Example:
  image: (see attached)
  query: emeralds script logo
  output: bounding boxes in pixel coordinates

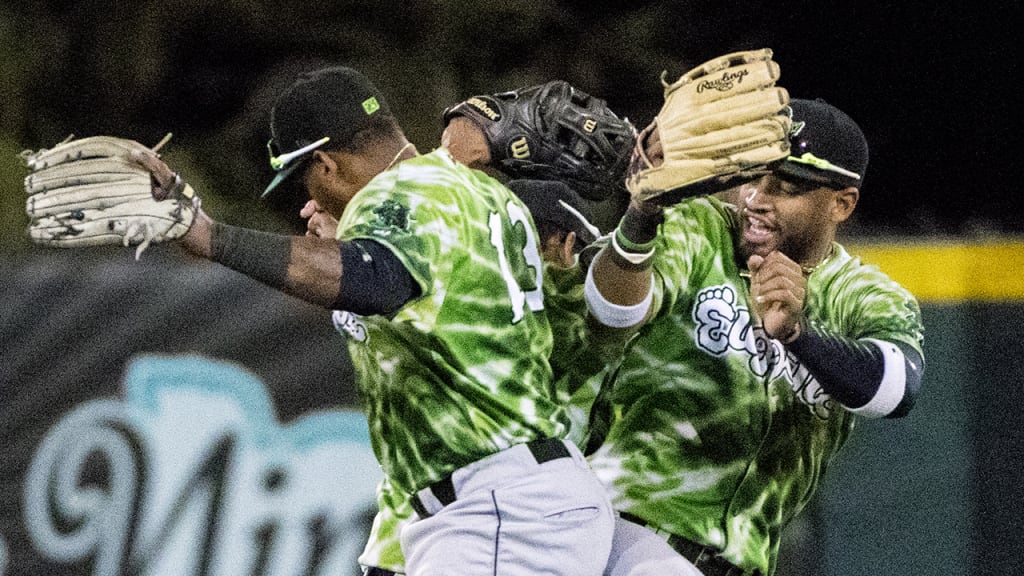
[696,68,749,93]
[692,285,835,418]
[373,199,411,230]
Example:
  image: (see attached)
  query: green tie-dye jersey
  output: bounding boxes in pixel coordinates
[544,260,624,449]
[356,242,617,574]
[357,475,412,572]
[586,196,924,576]
[333,149,566,496]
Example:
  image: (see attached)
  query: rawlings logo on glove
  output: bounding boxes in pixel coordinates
[22,135,199,259]
[628,48,792,205]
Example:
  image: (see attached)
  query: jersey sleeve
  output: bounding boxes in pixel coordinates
[336,168,446,300]
[810,249,925,359]
[650,198,739,319]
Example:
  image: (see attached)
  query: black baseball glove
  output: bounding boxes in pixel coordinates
[443,80,636,202]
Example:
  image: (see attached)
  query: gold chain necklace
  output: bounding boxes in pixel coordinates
[384,142,414,171]
[739,245,834,279]
[800,245,835,276]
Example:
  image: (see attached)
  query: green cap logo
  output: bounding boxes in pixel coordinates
[362,97,381,115]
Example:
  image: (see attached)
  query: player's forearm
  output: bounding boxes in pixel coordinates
[786,321,924,418]
[589,248,652,306]
[206,221,341,308]
[179,209,215,258]
[584,202,661,328]
[584,243,655,329]
[286,235,344,307]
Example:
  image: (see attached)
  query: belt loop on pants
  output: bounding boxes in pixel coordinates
[410,437,571,518]
[618,511,761,576]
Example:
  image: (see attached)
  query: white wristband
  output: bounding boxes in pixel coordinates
[584,264,653,328]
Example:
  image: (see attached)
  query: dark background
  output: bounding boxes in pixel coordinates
[1,1,1020,243]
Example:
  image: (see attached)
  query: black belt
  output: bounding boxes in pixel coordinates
[619,512,760,576]
[410,437,571,518]
[363,569,398,576]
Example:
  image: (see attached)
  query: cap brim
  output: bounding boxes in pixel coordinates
[776,160,857,190]
[261,162,302,199]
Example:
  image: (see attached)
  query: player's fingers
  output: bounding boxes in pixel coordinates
[754,255,804,287]
[129,149,177,187]
[755,266,805,294]
[306,218,322,238]
[746,254,765,274]
[308,211,339,239]
[759,250,800,272]
[754,284,803,307]
[645,124,664,164]
[300,199,320,219]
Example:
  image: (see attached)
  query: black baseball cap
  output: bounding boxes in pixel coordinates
[505,180,599,247]
[263,66,392,198]
[776,98,869,190]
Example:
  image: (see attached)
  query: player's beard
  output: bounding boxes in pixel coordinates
[737,210,820,266]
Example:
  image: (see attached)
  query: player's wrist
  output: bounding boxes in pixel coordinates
[610,228,656,268]
[181,212,214,258]
[773,317,805,345]
[611,202,663,267]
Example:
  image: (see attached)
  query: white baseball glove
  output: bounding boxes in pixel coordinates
[23,135,199,259]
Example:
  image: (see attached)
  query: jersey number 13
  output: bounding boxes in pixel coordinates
[488,202,544,323]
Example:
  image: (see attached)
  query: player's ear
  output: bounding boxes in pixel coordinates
[310,150,338,177]
[831,186,859,223]
[559,231,577,267]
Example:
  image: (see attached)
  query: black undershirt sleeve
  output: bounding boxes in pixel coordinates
[333,239,420,316]
[786,321,923,418]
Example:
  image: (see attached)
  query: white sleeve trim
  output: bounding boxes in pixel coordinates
[849,338,907,418]
[584,263,653,329]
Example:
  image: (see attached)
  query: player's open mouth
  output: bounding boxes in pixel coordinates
[743,213,775,244]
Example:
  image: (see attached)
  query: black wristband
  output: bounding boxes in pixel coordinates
[617,203,664,247]
[609,203,664,268]
[210,222,291,292]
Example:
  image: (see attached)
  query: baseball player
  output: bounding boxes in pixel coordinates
[356,179,614,576]
[25,66,627,576]
[584,86,926,576]
[344,83,637,576]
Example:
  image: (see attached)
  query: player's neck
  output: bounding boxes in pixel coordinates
[384,142,417,171]
[800,242,835,276]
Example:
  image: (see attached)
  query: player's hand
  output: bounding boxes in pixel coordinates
[747,251,805,342]
[300,200,339,238]
[128,147,187,200]
[442,116,491,170]
[625,120,663,208]
[633,120,664,170]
